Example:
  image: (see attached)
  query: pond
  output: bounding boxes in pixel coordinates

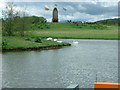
[2,39,118,88]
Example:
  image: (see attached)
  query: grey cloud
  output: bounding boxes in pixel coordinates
[14,2,118,22]
[78,2,118,15]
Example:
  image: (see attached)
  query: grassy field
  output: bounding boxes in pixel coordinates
[2,36,70,51]
[27,23,118,40]
[1,22,118,51]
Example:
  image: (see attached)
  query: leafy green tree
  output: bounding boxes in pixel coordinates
[18,7,27,36]
[2,2,18,36]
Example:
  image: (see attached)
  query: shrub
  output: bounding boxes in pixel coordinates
[34,37,42,43]
[25,37,32,41]
[2,39,7,49]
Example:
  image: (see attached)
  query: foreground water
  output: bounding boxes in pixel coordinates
[2,39,118,88]
[0,53,2,89]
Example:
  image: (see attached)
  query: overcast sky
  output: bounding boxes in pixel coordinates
[0,0,119,22]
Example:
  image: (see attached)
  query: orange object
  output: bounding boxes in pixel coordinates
[44,8,49,11]
[94,82,120,90]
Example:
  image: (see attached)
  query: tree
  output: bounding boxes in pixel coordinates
[2,2,18,36]
[18,7,27,36]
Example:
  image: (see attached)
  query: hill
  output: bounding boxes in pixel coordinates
[95,18,119,25]
[27,22,118,40]
[1,16,118,40]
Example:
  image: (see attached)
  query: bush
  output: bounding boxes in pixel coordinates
[2,39,7,49]
[30,22,50,30]
[34,37,42,43]
[25,37,32,41]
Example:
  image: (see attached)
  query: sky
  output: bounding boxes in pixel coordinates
[0,0,119,22]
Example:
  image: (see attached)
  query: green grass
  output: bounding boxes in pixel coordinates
[2,22,118,50]
[2,36,70,50]
[27,23,118,40]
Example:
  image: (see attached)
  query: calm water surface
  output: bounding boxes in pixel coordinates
[0,53,2,89]
[2,39,118,88]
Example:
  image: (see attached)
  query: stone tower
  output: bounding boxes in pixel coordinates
[52,8,58,22]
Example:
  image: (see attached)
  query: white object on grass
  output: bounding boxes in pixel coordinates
[53,39,57,41]
[46,37,53,41]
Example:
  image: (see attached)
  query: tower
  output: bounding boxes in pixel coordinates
[52,8,58,22]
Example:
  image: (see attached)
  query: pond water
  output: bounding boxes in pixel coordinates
[0,53,2,89]
[2,39,118,88]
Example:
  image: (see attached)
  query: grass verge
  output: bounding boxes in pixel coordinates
[2,36,71,52]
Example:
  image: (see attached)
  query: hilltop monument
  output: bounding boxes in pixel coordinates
[52,8,58,22]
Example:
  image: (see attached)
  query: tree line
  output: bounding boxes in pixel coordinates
[2,2,46,36]
[2,2,27,36]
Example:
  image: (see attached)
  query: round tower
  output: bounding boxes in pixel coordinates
[52,8,58,22]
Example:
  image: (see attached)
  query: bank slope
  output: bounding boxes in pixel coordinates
[2,36,71,52]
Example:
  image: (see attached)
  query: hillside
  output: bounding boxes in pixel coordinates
[27,22,118,40]
[2,16,118,40]
[95,18,119,25]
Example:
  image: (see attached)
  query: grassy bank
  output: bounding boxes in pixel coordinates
[2,36,71,51]
[1,22,118,51]
[27,23,118,40]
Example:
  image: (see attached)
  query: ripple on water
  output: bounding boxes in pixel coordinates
[2,39,118,88]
